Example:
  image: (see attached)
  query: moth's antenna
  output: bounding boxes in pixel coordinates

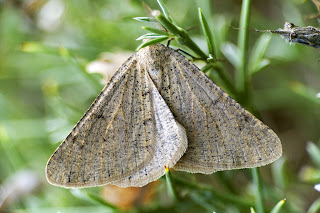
[231,25,292,35]
[231,25,268,33]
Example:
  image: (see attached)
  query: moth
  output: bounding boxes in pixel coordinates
[256,22,320,48]
[46,44,282,188]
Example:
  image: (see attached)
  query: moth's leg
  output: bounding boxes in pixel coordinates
[175,48,200,61]
[166,38,174,47]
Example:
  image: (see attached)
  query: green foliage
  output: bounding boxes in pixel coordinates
[270,199,286,213]
[198,8,215,57]
[1,0,320,213]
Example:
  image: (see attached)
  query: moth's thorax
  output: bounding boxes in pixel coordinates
[137,44,171,89]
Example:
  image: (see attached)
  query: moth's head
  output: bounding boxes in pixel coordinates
[136,43,172,90]
[283,22,298,31]
[137,43,168,63]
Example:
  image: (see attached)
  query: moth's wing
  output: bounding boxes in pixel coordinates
[46,54,159,188]
[146,45,282,173]
[111,74,187,187]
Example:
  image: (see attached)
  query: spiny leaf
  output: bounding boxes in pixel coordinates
[157,0,171,21]
[248,33,271,75]
[270,199,286,213]
[198,8,215,57]
[221,42,241,70]
[136,33,169,41]
[142,26,169,35]
[136,36,169,50]
[165,167,178,202]
[133,16,156,23]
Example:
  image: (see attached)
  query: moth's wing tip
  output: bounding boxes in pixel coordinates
[45,156,59,186]
[261,128,283,164]
[267,138,283,164]
[45,153,105,189]
[45,162,72,188]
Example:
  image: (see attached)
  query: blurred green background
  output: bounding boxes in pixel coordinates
[1,0,320,212]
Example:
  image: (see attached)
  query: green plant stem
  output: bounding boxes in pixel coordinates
[307,197,320,213]
[237,0,251,105]
[204,64,237,97]
[85,191,119,210]
[174,176,253,208]
[237,1,265,212]
[154,12,207,59]
[211,64,237,96]
[215,172,237,194]
[201,63,213,72]
[252,167,264,213]
[165,168,178,202]
[189,193,217,211]
[157,0,171,20]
